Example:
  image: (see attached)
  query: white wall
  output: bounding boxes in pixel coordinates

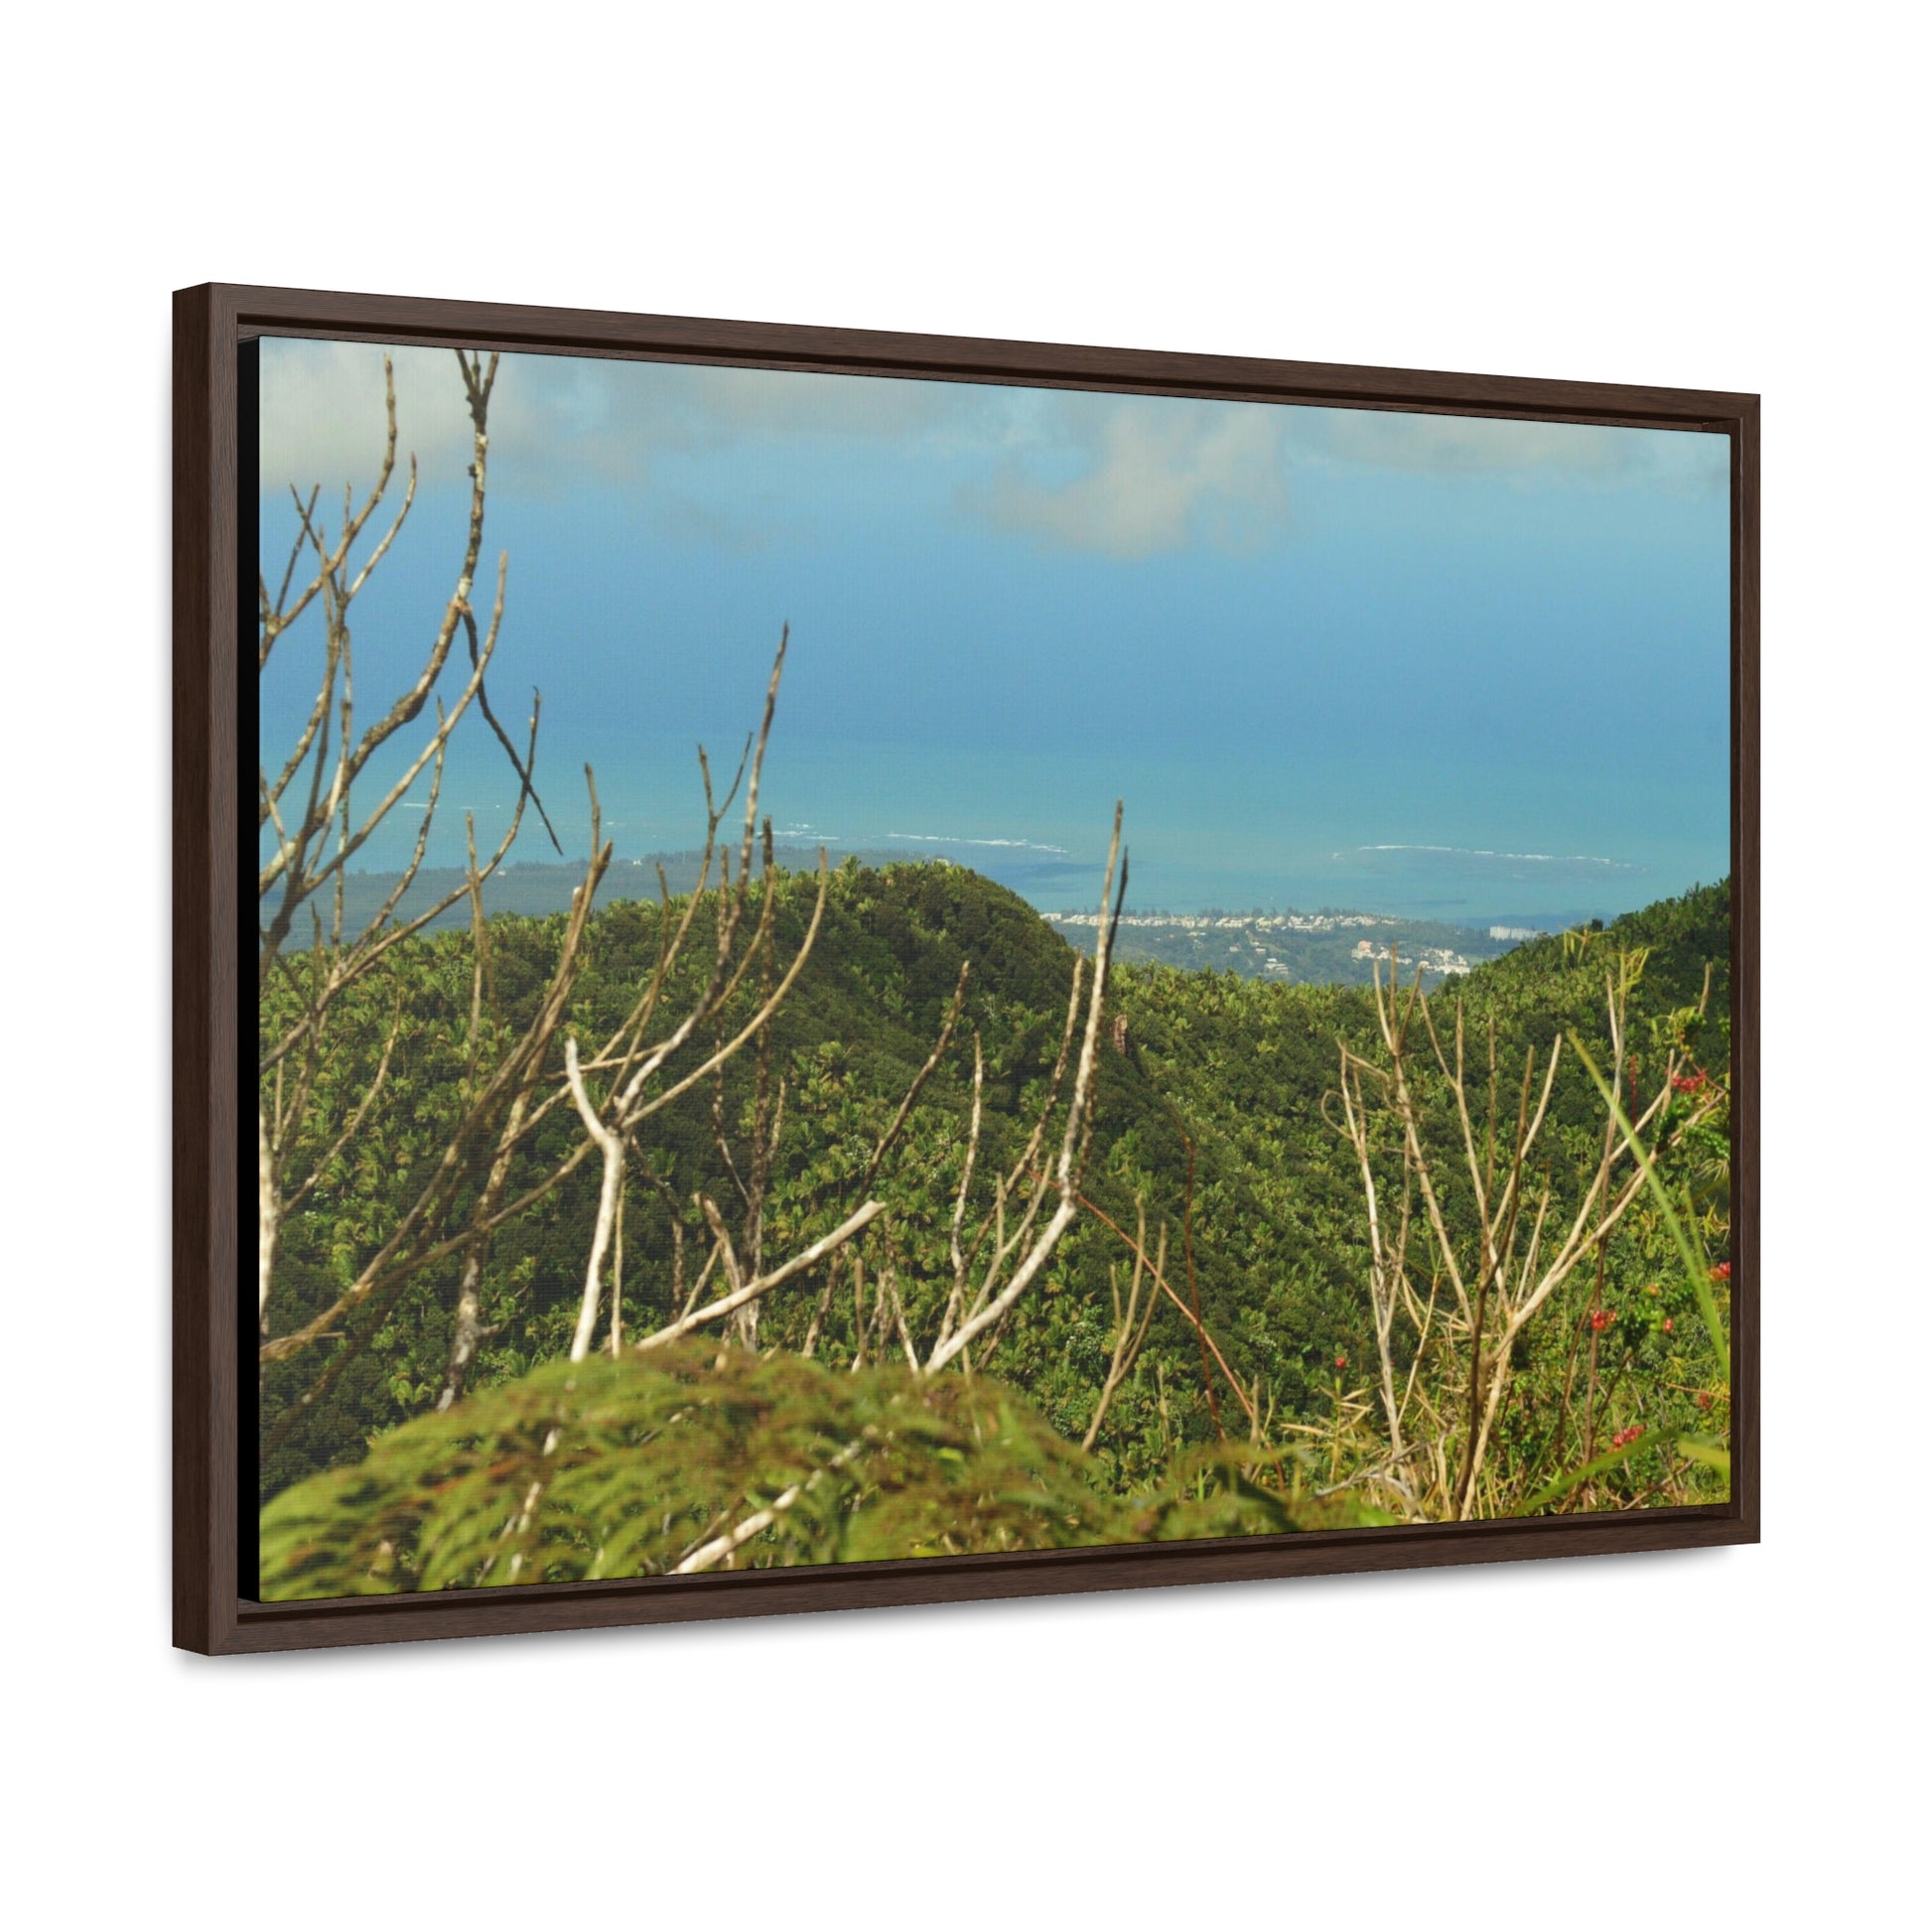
[6,5,1919,1923]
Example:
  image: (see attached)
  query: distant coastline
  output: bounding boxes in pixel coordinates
[317,847,1587,988]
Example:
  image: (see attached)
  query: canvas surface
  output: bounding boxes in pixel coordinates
[254,341,1732,1598]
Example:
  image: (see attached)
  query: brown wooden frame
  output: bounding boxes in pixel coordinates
[178,282,1759,1654]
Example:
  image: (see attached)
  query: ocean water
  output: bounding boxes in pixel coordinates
[272,669,1728,929]
[260,369,1732,932]
[536,736,1729,926]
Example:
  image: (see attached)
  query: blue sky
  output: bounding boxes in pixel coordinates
[258,340,1730,922]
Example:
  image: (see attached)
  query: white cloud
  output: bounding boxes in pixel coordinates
[951,385,1726,558]
[257,339,686,498]
[259,341,475,494]
[257,339,1728,542]
[684,362,972,440]
[1282,404,1729,494]
[965,394,1294,558]
[257,339,996,503]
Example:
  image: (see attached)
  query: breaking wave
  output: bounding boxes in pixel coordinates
[887,832,1071,857]
[1339,843,1637,872]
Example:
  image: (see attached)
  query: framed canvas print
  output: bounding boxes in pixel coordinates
[178,284,1757,1653]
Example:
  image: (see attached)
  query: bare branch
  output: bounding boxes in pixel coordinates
[564,1037,626,1362]
[925,805,1124,1375]
[635,1200,887,1353]
[861,959,969,1194]
[673,1436,871,1575]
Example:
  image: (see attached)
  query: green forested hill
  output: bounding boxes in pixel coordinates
[338,853,1539,986]
[1103,881,1729,1436]
[261,859,1730,1527]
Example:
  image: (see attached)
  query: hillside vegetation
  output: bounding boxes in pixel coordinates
[260,858,1729,1592]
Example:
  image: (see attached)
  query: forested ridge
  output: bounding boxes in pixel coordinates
[260,859,1730,1592]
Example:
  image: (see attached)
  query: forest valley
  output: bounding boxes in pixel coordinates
[255,352,1730,1599]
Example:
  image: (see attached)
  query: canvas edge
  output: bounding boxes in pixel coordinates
[177,282,1760,1656]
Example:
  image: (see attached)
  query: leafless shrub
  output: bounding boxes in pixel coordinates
[258,353,1141,1543]
[257,350,569,1380]
[1327,948,1717,1519]
[257,354,843,1448]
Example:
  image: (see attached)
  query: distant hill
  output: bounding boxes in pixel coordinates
[1047,906,1537,985]
[329,845,907,939]
[331,849,1551,988]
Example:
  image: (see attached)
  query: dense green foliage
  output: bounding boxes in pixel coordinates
[1106,882,1732,1494]
[261,859,1730,1581]
[260,1341,1380,1598]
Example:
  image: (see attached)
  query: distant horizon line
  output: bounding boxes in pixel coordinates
[323,846,1726,936]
